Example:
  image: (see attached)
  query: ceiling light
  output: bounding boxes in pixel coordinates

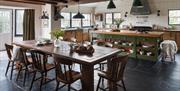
[54,13,64,20]
[107,0,116,9]
[41,11,49,19]
[133,0,143,7]
[73,0,85,19]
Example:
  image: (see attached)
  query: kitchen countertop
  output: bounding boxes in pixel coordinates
[92,30,164,38]
[153,30,180,32]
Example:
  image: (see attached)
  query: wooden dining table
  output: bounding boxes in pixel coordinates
[14,40,120,91]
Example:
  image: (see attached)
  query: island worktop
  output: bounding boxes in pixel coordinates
[92,30,164,38]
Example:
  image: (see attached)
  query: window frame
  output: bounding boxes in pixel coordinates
[105,12,121,24]
[61,12,92,28]
[168,9,180,25]
[15,9,24,36]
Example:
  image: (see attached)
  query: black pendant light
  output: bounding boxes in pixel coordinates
[133,0,143,7]
[54,12,64,20]
[54,6,64,20]
[73,0,85,19]
[41,11,49,19]
[107,0,116,9]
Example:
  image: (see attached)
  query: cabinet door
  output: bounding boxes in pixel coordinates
[176,32,180,49]
[163,32,176,40]
[64,31,73,41]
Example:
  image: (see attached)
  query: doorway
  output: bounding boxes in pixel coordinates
[0,9,13,51]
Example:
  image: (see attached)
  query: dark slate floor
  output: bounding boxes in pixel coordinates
[0,51,180,91]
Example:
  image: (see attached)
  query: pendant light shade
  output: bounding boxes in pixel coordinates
[107,0,116,9]
[73,0,85,19]
[41,11,49,19]
[73,12,85,18]
[54,13,64,19]
[133,0,143,7]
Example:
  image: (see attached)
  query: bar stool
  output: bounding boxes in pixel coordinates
[160,40,178,62]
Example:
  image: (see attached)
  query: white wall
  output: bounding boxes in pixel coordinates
[95,0,180,29]
[0,1,42,41]
[62,5,94,13]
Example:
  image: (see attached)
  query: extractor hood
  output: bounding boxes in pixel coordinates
[130,0,151,15]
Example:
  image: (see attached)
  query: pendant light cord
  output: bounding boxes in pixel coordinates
[78,0,80,12]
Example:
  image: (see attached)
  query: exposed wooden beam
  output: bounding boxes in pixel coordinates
[3,0,106,5]
[4,0,46,5]
[4,0,58,5]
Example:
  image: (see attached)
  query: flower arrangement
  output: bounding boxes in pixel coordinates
[50,29,64,39]
[114,18,125,28]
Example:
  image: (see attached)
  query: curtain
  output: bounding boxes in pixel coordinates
[23,9,35,40]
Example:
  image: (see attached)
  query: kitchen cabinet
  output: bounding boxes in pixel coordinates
[161,31,180,50]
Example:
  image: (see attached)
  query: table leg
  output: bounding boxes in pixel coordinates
[81,64,94,91]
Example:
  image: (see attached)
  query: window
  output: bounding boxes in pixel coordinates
[105,13,113,24]
[169,10,180,25]
[15,9,24,36]
[71,13,82,27]
[105,12,121,24]
[82,14,91,27]
[0,9,12,33]
[61,13,70,28]
[60,12,91,28]
[114,13,121,20]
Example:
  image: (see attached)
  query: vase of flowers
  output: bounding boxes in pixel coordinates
[50,28,64,47]
[114,18,125,29]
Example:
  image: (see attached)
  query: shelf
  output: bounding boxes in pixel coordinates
[137,55,157,61]
[136,47,156,51]
[114,44,134,48]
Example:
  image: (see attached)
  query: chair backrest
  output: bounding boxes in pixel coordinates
[30,50,48,71]
[19,48,31,68]
[108,54,128,81]
[53,54,73,82]
[5,43,13,60]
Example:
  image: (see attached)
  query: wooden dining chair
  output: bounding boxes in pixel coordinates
[96,54,129,91]
[5,43,18,80]
[16,48,34,86]
[53,54,82,91]
[96,42,114,71]
[29,50,55,91]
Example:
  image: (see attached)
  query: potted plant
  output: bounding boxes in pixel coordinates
[114,18,125,29]
[50,28,64,47]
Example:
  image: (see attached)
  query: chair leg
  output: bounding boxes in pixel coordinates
[68,84,71,91]
[96,77,102,91]
[10,62,15,80]
[44,72,47,83]
[16,65,22,81]
[55,81,60,91]
[23,69,27,86]
[40,73,44,91]
[30,72,36,90]
[121,80,126,91]
[5,61,11,76]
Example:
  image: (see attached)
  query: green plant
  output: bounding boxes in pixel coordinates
[114,18,125,28]
[50,29,64,39]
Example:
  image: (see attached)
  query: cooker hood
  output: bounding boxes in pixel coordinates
[130,0,151,15]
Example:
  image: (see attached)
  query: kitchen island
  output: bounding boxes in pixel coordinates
[92,30,164,61]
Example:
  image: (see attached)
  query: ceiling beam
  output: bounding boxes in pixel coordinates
[4,0,106,5]
[4,0,46,5]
